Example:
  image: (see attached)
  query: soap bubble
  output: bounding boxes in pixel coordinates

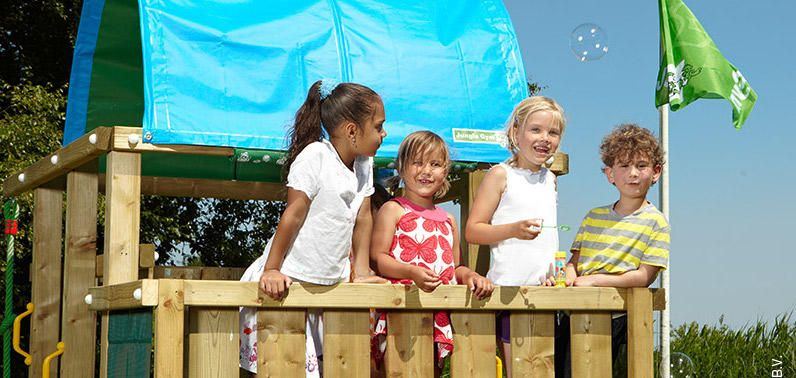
[667,352,695,378]
[570,23,608,62]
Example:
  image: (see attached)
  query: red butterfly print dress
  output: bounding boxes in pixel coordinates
[372,196,456,364]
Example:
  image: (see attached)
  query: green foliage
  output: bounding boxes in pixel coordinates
[659,313,796,377]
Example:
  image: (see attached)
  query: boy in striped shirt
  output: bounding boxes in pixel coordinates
[556,124,670,376]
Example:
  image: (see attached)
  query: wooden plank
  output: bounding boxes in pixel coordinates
[627,288,653,378]
[384,311,434,377]
[182,281,629,310]
[187,307,239,378]
[510,312,555,378]
[257,309,306,377]
[140,176,285,201]
[112,126,234,156]
[323,310,370,377]
[548,151,569,176]
[100,151,141,378]
[155,280,185,377]
[95,243,158,278]
[60,171,98,378]
[29,188,63,378]
[570,312,612,378]
[154,266,246,280]
[88,280,159,311]
[450,312,496,377]
[3,127,112,196]
[652,288,666,311]
[460,169,490,275]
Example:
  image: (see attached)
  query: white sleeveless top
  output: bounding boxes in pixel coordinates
[486,163,558,286]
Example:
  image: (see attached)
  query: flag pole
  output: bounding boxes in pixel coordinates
[658,103,671,378]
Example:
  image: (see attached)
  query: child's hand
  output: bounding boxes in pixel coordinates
[573,275,597,287]
[409,266,442,292]
[542,262,556,286]
[464,272,494,300]
[260,269,293,300]
[565,264,577,287]
[510,219,542,240]
[353,275,390,284]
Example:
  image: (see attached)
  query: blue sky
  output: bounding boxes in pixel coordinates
[496,0,795,328]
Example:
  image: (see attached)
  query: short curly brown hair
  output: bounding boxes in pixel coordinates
[600,124,665,168]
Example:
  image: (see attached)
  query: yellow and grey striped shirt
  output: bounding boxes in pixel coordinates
[571,203,670,275]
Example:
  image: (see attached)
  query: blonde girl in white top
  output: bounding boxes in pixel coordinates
[239,79,388,375]
[464,96,566,378]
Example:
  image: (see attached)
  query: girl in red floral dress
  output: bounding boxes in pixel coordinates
[370,131,494,371]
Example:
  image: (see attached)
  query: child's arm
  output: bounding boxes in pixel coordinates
[370,202,441,292]
[565,250,580,286]
[260,188,312,299]
[573,264,661,288]
[450,215,494,300]
[351,197,388,283]
[465,166,541,245]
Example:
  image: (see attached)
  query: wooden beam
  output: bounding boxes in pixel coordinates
[88,280,158,311]
[140,176,285,201]
[29,188,63,378]
[3,127,112,196]
[100,151,141,377]
[181,282,631,310]
[154,266,245,280]
[627,288,654,378]
[96,243,157,278]
[323,310,371,377]
[450,312,496,377]
[257,309,306,376]
[187,307,239,378]
[510,312,555,377]
[460,169,490,275]
[60,172,98,378]
[570,312,612,378]
[384,312,434,377]
[548,151,569,176]
[112,127,234,157]
[155,279,185,377]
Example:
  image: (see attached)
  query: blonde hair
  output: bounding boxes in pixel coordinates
[390,131,451,198]
[504,96,566,162]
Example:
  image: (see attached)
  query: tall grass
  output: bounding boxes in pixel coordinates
[657,313,796,377]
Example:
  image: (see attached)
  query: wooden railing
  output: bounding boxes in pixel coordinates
[87,280,664,377]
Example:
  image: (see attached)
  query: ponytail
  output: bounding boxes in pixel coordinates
[284,80,324,179]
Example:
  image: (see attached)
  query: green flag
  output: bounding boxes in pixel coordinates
[656,0,757,128]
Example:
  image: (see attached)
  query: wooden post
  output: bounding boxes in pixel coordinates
[258,309,306,377]
[450,312,496,377]
[29,188,63,378]
[187,307,238,378]
[100,151,141,377]
[384,312,434,377]
[627,288,653,378]
[155,279,185,377]
[570,312,612,378]
[460,170,489,275]
[60,172,98,377]
[510,312,555,377]
[323,310,371,377]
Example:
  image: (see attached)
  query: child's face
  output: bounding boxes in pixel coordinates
[354,101,387,157]
[514,110,562,170]
[401,150,448,200]
[604,154,662,200]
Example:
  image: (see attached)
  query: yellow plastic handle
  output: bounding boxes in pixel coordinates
[496,355,503,378]
[42,341,65,378]
[13,303,34,366]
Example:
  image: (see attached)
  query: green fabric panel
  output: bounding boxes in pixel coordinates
[98,153,235,181]
[107,310,152,377]
[85,0,144,134]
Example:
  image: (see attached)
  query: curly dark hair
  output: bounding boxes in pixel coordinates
[600,124,665,168]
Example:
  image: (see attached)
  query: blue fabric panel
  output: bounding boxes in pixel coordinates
[63,0,106,146]
[139,0,527,162]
